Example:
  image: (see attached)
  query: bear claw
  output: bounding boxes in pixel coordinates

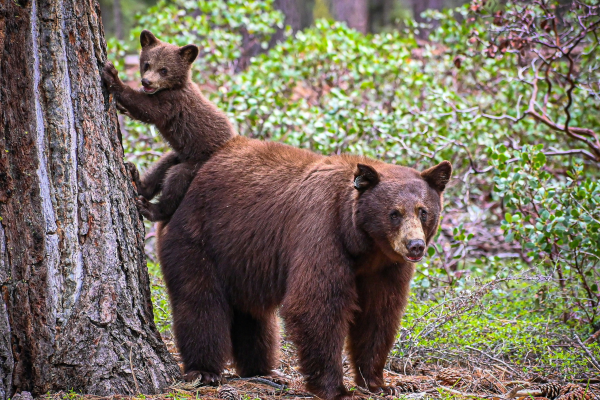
[265,370,289,386]
[102,62,120,88]
[183,370,221,385]
[135,196,153,219]
[125,162,140,182]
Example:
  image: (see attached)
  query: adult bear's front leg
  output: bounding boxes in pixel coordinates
[281,256,358,400]
[348,263,414,394]
[159,231,232,385]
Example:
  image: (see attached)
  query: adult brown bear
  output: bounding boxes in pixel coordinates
[158,136,451,400]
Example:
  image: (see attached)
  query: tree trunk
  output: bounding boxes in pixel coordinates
[367,0,395,32]
[330,0,368,33]
[113,0,123,40]
[269,0,315,44]
[0,1,180,398]
[237,0,315,72]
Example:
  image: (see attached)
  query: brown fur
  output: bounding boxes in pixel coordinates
[102,30,237,221]
[157,136,452,400]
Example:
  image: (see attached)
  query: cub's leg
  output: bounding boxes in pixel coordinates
[231,309,279,377]
[282,256,357,400]
[127,151,180,200]
[160,236,231,384]
[347,265,414,395]
[137,161,197,221]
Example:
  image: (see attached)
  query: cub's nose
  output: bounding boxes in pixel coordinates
[407,239,426,258]
[141,78,151,87]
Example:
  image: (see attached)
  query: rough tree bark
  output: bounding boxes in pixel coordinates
[0,1,180,398]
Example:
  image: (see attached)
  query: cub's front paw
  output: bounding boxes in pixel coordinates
[183,370,222,385]
[102,61,121,91]
[135,196,155,220]
[125,162,141,186]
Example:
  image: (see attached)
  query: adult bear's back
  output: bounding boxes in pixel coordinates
[162,136,358,313]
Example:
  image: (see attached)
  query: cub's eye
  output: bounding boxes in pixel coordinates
[159,68,168,76]
[419,208,428,222]
[390,210,401,222]
[143,62,150,72]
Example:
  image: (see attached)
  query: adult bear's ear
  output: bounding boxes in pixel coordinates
[179,44,199,64]
[140,30,159,48]
[421,161,452,192]
[354,164,380,191]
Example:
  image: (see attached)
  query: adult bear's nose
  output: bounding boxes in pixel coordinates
[406,239,425,260]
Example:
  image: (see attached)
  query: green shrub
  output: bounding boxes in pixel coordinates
[491,144,600,329]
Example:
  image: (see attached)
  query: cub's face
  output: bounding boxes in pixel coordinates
[354,161,452,263]
[137,30,199,94]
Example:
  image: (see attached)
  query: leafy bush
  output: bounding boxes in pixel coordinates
[492,144,600,328]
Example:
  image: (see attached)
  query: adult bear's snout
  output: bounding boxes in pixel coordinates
[406,239,426,261]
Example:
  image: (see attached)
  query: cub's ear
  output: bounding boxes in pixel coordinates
[421,161,452,192]
[140,30,159,48]
[354,163,380,191]
[179,44,199,64]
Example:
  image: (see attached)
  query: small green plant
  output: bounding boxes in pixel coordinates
[62,389,79,400]
[147,262,173,333]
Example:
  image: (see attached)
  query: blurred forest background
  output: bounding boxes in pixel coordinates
[99,0,472,40]
[100,0,599,392]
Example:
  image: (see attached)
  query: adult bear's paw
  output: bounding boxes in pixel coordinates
[311,386,353,400]
[183,370,222,385]
[265,370,290,386]
[333,390,354,400]
[376,385,418,397]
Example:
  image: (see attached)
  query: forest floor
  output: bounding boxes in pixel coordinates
[157,334,600,400]
[44,330,600,400]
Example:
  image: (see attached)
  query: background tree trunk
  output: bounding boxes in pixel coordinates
[413,0,444,37]
[368,0,395,32]
[268,0,315,45]
[330,0,368,33]
[113,0,123,40]
[0,1,180,398]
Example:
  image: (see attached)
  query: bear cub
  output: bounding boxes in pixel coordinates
[102,30,236,221]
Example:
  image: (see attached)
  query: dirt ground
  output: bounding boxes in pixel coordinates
[134,337,600,400]
[39,333,599,400]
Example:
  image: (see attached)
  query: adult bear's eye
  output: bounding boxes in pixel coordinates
[390,210,401,222]
[419,208,428,222]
